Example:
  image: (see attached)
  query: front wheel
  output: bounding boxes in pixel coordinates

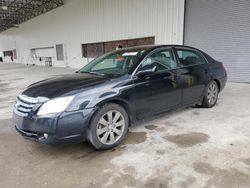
[87,103,129,150]
[201,80,219,108]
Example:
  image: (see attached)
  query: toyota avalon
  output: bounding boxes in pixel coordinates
[13,45,227,149]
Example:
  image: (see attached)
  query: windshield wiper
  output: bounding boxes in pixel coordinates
[89,71,105,75]
[78,71,106,76]
[79,71,105,75]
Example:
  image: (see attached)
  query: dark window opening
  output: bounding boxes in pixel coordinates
[3,50,14,61]
[82,36,155,58]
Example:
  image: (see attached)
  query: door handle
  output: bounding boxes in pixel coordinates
[204,69,209,74]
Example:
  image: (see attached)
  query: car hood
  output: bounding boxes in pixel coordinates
[21,73,117,99]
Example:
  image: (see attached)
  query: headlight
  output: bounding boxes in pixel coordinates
[37,96,74,116]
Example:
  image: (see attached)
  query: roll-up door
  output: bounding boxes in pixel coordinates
[184,0,250,82]
[34,47,55,58]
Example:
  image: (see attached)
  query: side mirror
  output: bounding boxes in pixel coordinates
[136,66,157,77]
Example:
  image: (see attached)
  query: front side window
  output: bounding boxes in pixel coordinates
[79,49,146,75]
[176,49,206,67]
[139,48,177,72]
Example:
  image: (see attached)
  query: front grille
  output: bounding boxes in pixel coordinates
[15,95,38,115]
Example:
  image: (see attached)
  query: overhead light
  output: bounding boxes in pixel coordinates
[1,6,8,10]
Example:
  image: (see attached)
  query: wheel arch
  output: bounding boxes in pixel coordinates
[213,79,221,92]
[95,98,134,126]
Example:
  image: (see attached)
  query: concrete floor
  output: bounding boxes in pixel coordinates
[1,63,250,188]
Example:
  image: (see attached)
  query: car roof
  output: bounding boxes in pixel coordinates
[118,44,203,53]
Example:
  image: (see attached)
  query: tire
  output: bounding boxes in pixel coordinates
[201,80,219,108]
[87,103,129,150]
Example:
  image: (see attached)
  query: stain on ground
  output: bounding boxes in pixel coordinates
[145,125,158,130]
[178,176,196,188]
[194,162,250,188]
[123,131,147,145]
[193,111,200,115]
[193,162,215,175]
[164,132,209,148]
[156,150,165,155]
[242,158,250,166]
[155,127,166,132]
[107,173,170,188]
[72,149,100,160]
[164,121,176,127]
[144,177,170,188]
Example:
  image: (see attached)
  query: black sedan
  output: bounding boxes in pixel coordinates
[13,45,227,149]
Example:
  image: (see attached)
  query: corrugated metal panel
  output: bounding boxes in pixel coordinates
[79,0,185,45]
[184,0,250,83]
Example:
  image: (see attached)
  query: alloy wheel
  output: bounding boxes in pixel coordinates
[96,110,125,145]
[207,82,218,105]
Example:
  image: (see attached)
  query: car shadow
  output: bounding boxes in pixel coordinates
[132,106,193,127]
[26,106,197,157]
[28,136,128,160]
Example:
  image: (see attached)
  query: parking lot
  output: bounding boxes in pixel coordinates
[1,63,250,188]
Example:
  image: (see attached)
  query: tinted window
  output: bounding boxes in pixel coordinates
[140,48,176,72]
[176,49,206,67]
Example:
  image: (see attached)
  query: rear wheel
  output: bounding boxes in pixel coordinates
[87,103,129,150]
[201,80,219,108]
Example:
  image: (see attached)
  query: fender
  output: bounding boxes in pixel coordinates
[66,79,137,122]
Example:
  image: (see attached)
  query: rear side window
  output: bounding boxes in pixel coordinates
[176,49,206,67]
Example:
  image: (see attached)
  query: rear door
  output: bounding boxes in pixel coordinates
[173,47,210,105]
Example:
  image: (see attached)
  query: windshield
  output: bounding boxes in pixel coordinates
[79,48,146,75]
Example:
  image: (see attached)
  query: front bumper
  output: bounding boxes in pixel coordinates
[13,108,96,144]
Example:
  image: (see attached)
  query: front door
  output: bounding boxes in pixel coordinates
[134,47,182,119]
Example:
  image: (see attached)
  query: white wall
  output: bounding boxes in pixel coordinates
[0,0,185,68]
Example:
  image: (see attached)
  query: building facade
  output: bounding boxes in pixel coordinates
[0,0,185,68]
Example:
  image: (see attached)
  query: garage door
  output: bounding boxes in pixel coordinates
[33,47,55,58]
[184,0,250,83]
